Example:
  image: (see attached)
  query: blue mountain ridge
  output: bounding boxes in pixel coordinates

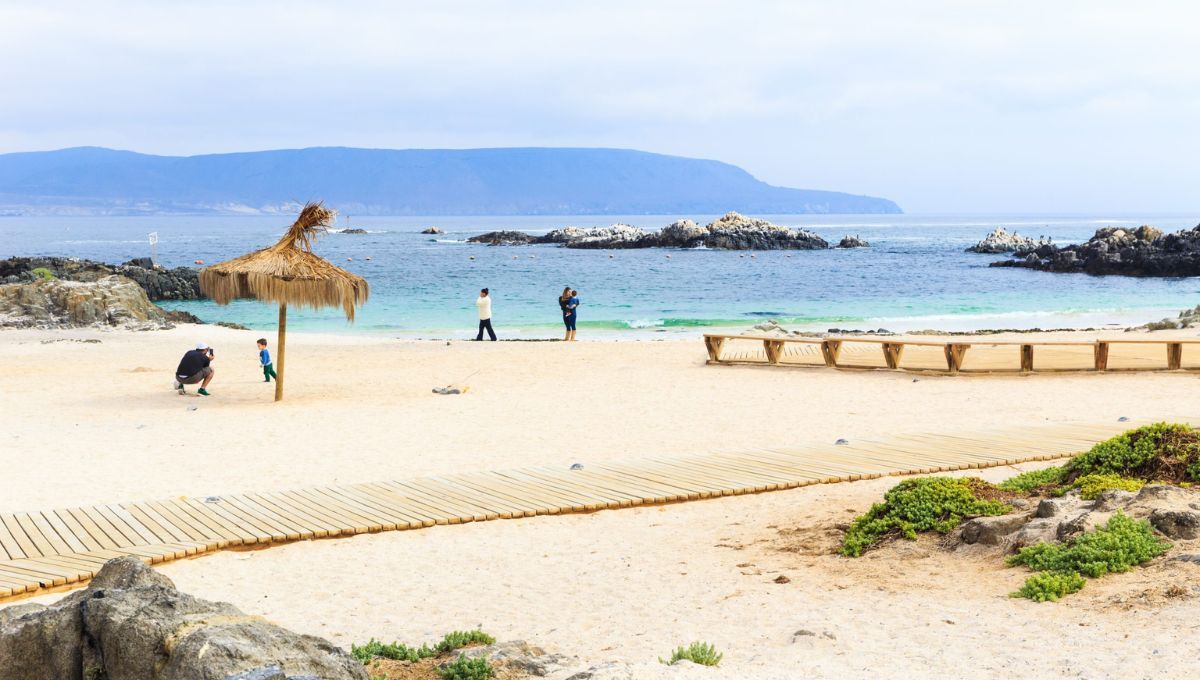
[0,146,901,215]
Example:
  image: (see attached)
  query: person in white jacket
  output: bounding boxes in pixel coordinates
[475,288,497,341]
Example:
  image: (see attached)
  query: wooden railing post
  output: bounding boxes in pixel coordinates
[945,343,969,373]
[763,339,783,364]
[1020,344,1034,372]
[1094,342,1109,371]
[882,342,904,369]
[821,340,843,367]
[1168,342,1183,370]
[704,336,726,363]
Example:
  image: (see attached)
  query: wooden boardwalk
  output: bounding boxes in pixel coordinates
[0,419,1176,601]
[705,333,1200,374]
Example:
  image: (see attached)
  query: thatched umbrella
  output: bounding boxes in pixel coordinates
[199,203,369,401]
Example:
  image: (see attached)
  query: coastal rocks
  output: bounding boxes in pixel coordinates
[421,227,444,234]
[340,228,368,234]
[966,227,1050,253]
[956,484,1200,551]
[0,256,202,301]
[467,230,537,245]
[836,235,869,248]
[0,557,368,680]
[991,224,1200,276]
[468,212,830,250]
[0,276,172,329]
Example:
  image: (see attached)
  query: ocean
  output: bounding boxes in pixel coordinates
[2,213,1198,338]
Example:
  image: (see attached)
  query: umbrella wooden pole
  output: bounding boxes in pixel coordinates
[275,304,286,402]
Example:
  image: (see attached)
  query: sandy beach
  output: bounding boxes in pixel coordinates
[3,325,1200,677]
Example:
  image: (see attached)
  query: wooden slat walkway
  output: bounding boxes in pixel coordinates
[0,418,1181,601]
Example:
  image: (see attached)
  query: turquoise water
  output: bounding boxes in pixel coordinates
[3,213,1198,337]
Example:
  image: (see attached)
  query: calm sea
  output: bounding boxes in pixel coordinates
[2,213,1198,338]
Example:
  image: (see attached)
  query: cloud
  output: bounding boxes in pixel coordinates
[1,0,1199,211]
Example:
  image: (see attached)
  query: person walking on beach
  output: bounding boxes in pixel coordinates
[475,288,497,341]
[257,338,277,382]
[174,342,215,396]
[561,287,579,341]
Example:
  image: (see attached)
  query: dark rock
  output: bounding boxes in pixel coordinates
[1150,509,1200,539]
[467,230,537,245]
[164,309,205,324]
[836,235,869,248]
[960,513,1029,545]
[0,256,202,301]
[0,557,367,680]
[340,228,368,234]
[421,227,444,234]
[124,257,155,269]
[991,224,1200,276]
[217,321,251,331]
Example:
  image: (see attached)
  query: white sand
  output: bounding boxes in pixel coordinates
[3,326,1200,677]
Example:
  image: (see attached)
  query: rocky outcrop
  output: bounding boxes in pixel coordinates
[966,227,1050,254]
[0,256,201,301]
[467,230,538,245]
[0,557,368,680]
[958,484,1200,551]
[469,212,829,250]
[421,227,444,234]
[0,276,173,329]
[340,228,368,234]
[836,235,869,248]
[991,224,1200,276]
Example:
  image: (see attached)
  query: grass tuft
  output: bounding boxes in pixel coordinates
[661,641,723,667]
[998,466,1065,493]
[352,629,495,666]
[1011,571,1086,602]
[437,656,493,680]
[1071,473,1145,500]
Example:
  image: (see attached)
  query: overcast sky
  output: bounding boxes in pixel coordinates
[2,1,1198,213]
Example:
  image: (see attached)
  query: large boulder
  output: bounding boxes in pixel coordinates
[0,275,172,329]
[0,256,201,301]
[699,211,828,250]
[0,557,367,680]
[836,235,869,249]
[467,230,537,245]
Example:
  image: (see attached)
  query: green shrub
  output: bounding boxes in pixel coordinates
[1011,571,1086,602]
[841,477,1010,556]
[998,466,1065,493]
[1072,473,1145,500]
[1066,423,1200,482]
[30,267,56,281]
[661,641,723,667]
[437,656,493,680]
[435,630,495,654]
[1008,512,1170,578]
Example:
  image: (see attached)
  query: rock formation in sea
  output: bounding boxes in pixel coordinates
[991,224,1200,276]
[0,256,201,301]
[467,212,829,250]
[421,226,444,234]
[837,235,869,248]
[0,276,174,329]
[966,226,1050,253]
[0,557,369,679]
[340,228,369,234]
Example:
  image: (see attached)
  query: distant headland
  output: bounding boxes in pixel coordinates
[0,146,901,216]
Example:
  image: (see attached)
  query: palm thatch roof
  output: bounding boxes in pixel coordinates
[199,203,369,320]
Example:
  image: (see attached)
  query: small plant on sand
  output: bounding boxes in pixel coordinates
[1008,512,1170,601]
[352,629,494,665]
[661,641,723,667]
[30,267,56,281]
[1065,423,1200,483]
[1071,473,1145,500]
[437,655,493,680]
[998,466,1065,493]
[434,629,495,654]
[841,477,1010,556]
[1011,571,1086,602]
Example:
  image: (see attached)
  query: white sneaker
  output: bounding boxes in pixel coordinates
[174,380,186,395]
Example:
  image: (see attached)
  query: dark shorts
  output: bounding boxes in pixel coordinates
[177,366,213,384]
[564,313,577,331]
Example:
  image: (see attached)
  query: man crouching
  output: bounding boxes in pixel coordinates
[175,342,215,396]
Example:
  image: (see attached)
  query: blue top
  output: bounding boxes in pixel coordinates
[259,348,271,366]
[567,296,579,314]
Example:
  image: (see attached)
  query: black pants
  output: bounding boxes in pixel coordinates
[476,318,496,341]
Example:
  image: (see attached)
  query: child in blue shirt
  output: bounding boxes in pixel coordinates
[257,338,277,382]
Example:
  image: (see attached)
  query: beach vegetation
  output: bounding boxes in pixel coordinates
[30,267,56,280]
[1011,571,1086,602]
[1071,473,1146,500]
[1065,423,1200,483]
[661,641,723,667]
[997,466,1065,493]
[352,629,495,665]
[436,656,493,680]
[841,477,1010,556]
[1008,512,1170,601]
